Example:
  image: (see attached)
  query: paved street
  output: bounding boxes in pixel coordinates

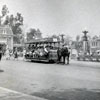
[0,87,47,100]
[0,57,100,100]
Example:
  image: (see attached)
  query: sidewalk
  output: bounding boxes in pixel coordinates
[0,87,47,100]
[2,56,24,61]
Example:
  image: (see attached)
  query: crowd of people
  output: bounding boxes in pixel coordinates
[25,45,52,59]
[0,47,19,61]
[5,48,18,60]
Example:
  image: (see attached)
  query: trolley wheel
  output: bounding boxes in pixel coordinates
[49,60,54,63]
[77,57,80,61]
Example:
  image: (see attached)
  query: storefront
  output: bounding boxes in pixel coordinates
[90,38,100,53]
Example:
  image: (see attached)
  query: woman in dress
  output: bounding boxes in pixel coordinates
[5,48,10,60]
[14,48,18,60]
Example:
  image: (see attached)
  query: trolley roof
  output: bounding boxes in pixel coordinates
[25,38,61,44]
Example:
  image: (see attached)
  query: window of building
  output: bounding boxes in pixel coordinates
[96,42,98,46]
[92,42,94,46]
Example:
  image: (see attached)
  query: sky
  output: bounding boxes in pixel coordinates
[0,0,100,39]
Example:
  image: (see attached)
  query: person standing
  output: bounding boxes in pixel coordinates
[14,48,18,60]
[0,47,2,61]
[57,47,62,63]
[5,48,10,60]
[61,45,70,64]
[44,46,49,58]
[67,49,70,64]
[23,48,26,60]
[9,49,13,59]
[0,47,4,72]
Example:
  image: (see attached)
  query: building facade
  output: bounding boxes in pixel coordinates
[0,25,13,50]
[90,37,100,53]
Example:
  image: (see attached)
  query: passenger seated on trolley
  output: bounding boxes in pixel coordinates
[37,46,45,57]
[38,46,44,56]
[33,48,40,58]
[44,46,49,58]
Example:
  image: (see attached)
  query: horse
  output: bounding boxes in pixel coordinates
[61,47,70,64]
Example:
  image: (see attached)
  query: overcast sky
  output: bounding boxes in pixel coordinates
[0,0,100,39]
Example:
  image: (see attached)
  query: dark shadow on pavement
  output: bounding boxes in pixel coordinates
[0,69,4,72]
[31,88,100,100]
[24,60,55,64]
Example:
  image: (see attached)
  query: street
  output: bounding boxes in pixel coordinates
[0,57,100,100]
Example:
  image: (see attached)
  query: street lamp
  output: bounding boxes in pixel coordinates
[82,30,88,41]
[82,30,89,54]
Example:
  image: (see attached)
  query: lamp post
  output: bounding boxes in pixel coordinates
[82,30,88,41]
[82,30,88,54]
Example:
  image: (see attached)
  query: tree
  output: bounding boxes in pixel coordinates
[9,14,14,27]
[27,28,42,41]
[0,5,9,25]
[13,27,23,43]
[10,13,23,44]
[15,12,23,26]
[1,5,9,17]
[9,12,23,34]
